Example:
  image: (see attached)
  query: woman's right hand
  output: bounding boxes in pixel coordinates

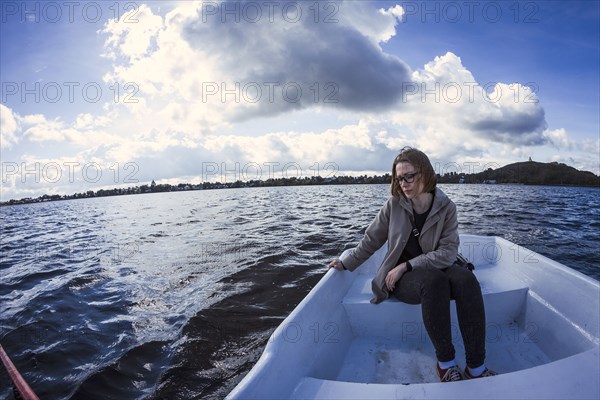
[328,259,345,271]
[385,263,407,291]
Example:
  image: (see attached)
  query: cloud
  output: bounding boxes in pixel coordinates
[101,4,164,61]
[0,103,20,148]
[19,113,112,145]
[390,52,549,157]
[125,118,400,183]
[466,83,547,145]
[73,113,111,130]
[1,107,124,158]
[336,2,405,44]
[21,114,70,142]
[540,131,599,174]
[543,128,575,150]
[101,0,412,128]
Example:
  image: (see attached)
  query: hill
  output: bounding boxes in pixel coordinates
[439,161,599,187]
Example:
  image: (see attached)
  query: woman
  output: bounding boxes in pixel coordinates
[328,147,496,382]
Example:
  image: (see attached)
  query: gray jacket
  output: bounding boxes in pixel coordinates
[340,187,459,304]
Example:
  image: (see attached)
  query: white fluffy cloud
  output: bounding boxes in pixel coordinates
[398,53,547,150]
[21,114,75,142]
[1,103,19,148]
[101,4,164,61]
[543,128,575,150]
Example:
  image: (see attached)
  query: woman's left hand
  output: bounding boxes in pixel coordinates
[385,263,407,292]
[328,259,345,271]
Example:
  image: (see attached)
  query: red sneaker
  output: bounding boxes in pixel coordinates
[464,367,497,379]
[436,364,463,382]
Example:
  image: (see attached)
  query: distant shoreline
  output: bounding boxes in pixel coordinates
[2,174,598,207]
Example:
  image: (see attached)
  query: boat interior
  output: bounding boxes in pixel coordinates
[309,237,596,385]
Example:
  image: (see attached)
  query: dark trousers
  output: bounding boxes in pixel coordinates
[392,265,486,368]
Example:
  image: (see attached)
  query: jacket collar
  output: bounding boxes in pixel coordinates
[396,187,450,218]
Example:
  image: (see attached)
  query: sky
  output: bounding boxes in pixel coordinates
[1,0,599,201]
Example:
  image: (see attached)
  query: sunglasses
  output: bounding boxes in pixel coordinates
[395,172,419,184]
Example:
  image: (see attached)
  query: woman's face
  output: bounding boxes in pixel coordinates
[395,162,423,199]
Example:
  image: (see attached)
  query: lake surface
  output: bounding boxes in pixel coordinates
[1,184,598,399]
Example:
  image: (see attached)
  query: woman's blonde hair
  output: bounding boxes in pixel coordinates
[391,146,437,198]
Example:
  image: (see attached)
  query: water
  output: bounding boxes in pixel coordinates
[0,184,598,399]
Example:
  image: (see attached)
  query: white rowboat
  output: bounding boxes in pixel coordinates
[227,235,600,399]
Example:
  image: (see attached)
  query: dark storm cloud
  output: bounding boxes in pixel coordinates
[468,107,548,145]
[180,0,411,117]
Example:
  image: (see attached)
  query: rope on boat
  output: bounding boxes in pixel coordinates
[0,343,39,400]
